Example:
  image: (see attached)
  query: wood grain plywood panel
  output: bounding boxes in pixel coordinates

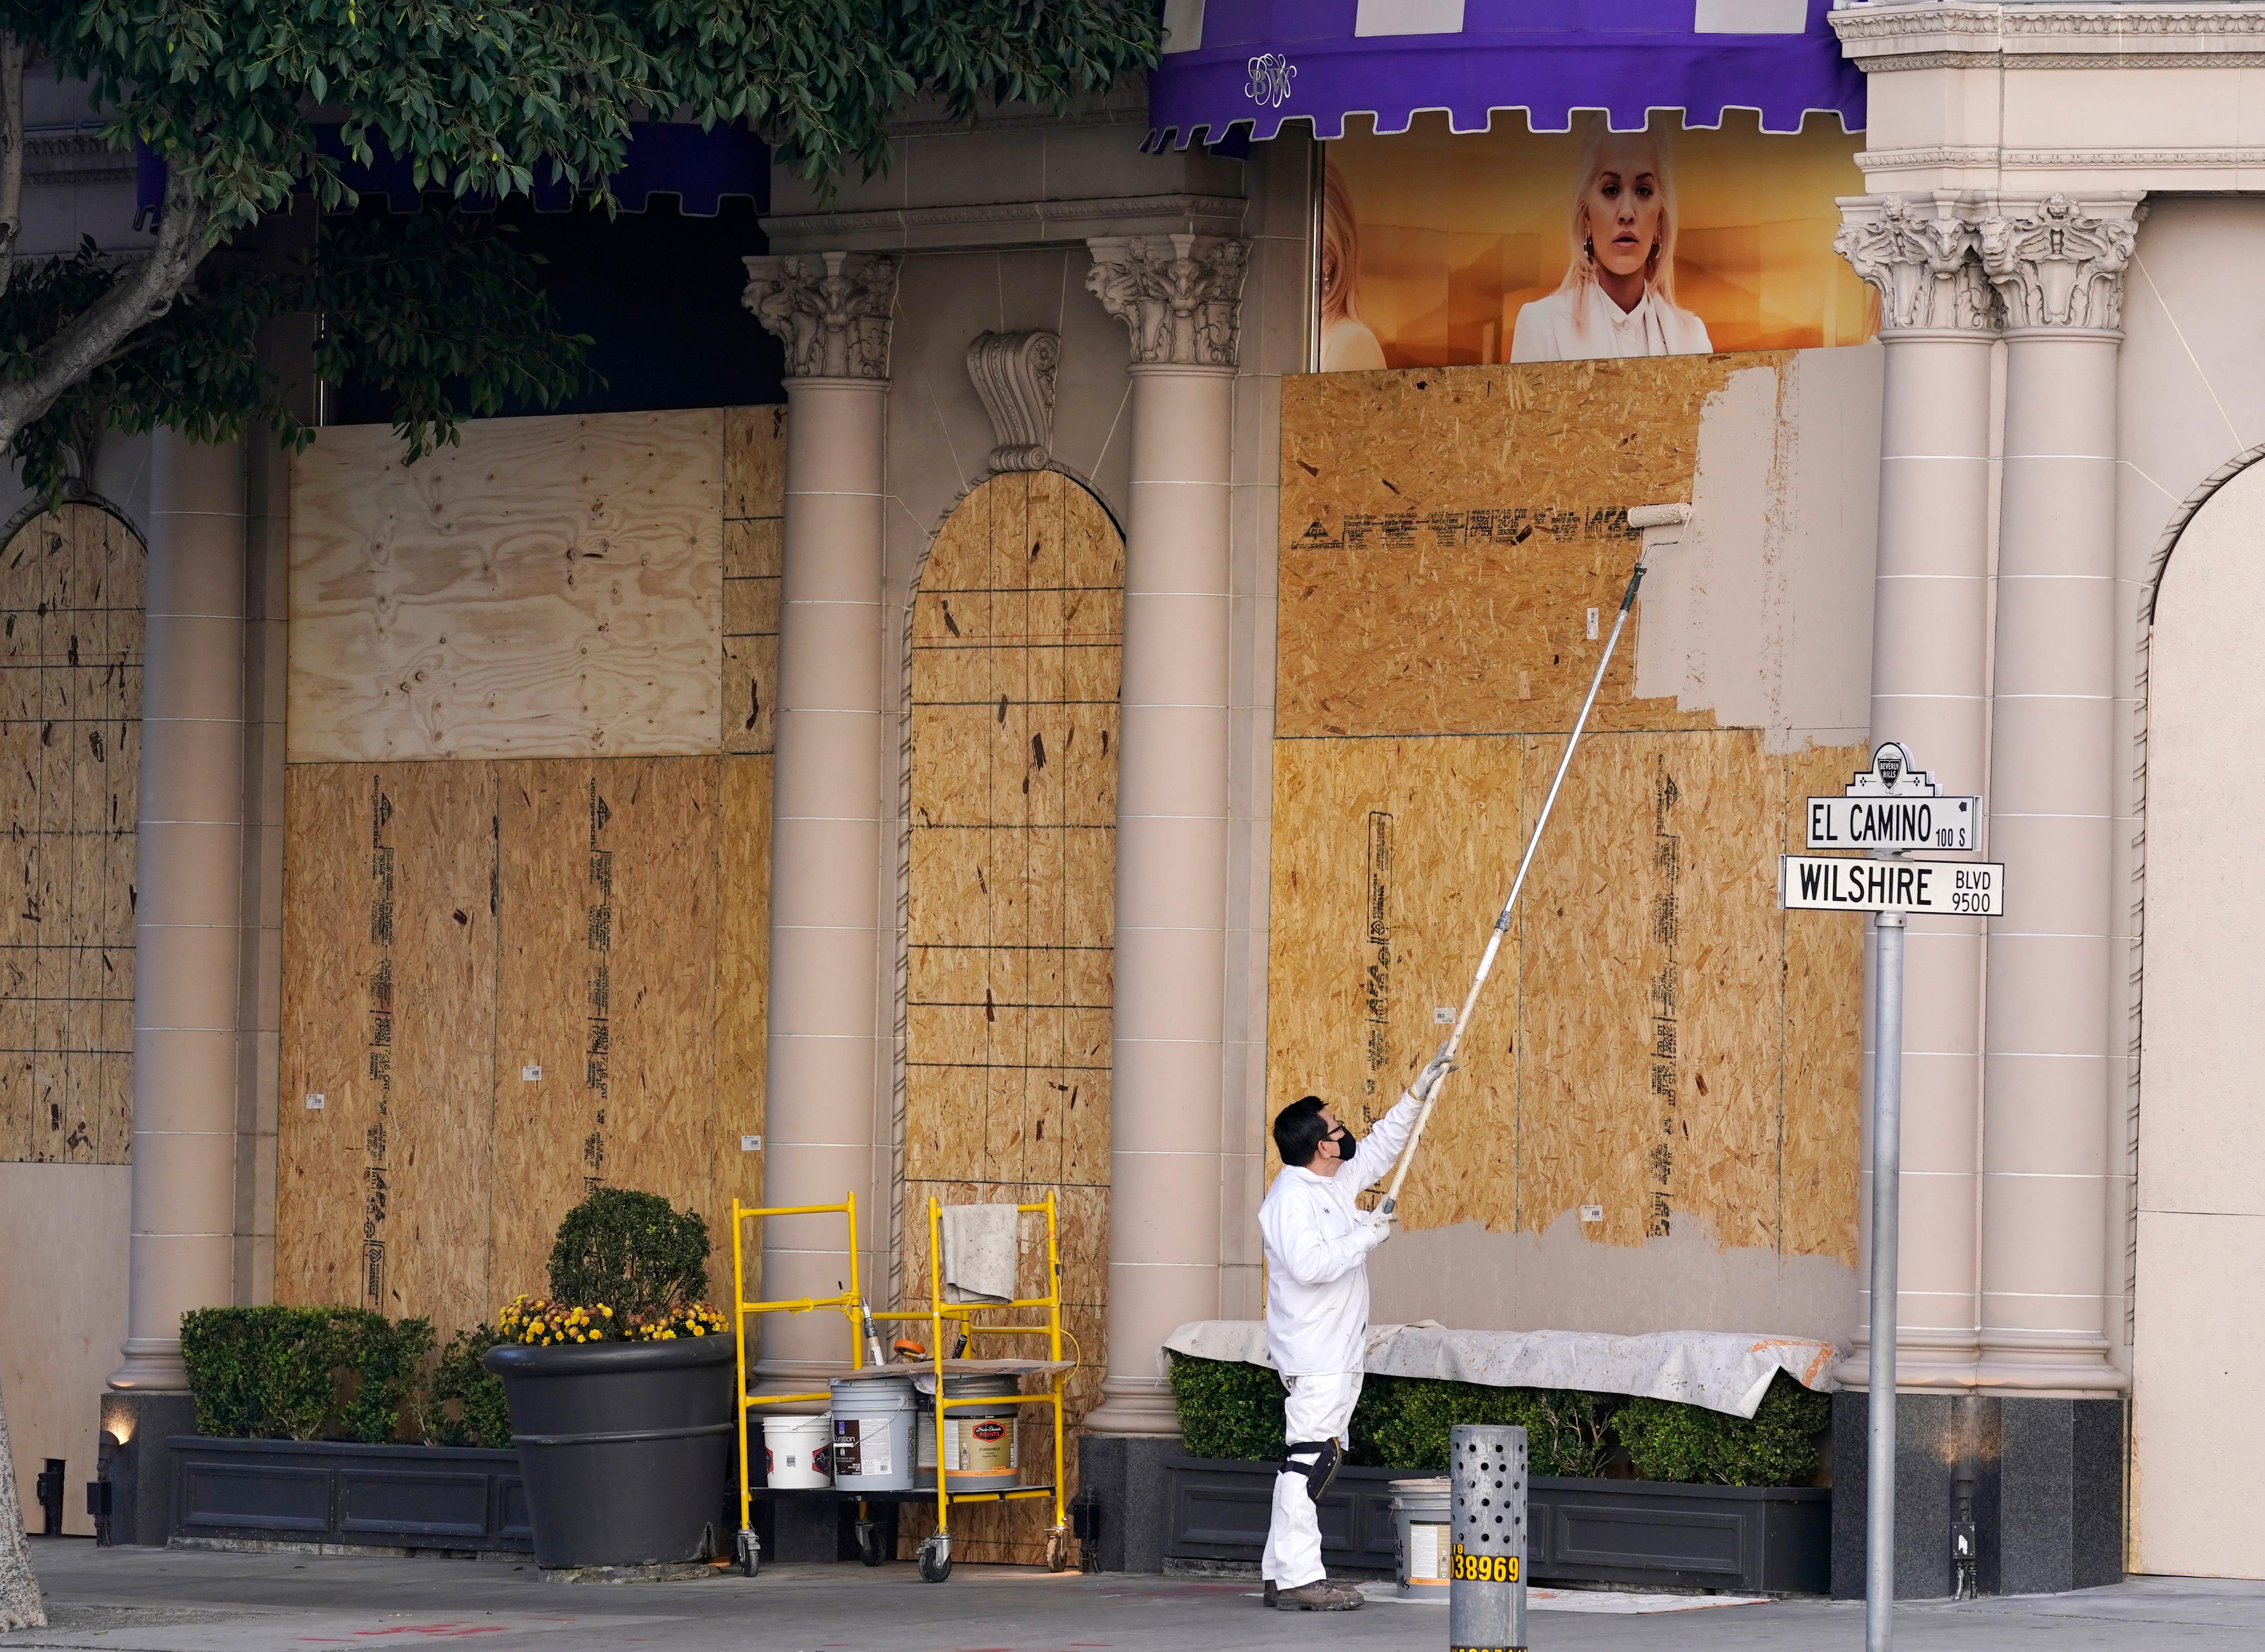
[289,410,725,763]
[724,405,786,521]
[717,754,771,1224]
[381,762,500,1330]
[593,758,721,1236]
[277,765,388,1307]
[491,758,596,1302]
[1780,741,1867,1266]
[1263,737,1525,1226]
[1276,359,1757,740]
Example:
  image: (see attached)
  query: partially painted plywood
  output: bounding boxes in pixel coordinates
[900,470,1120,1564]
[724,408,784,756]
[289,410,725,763]
[0,505,142,1166]
[1269,359,1865,1274]
[1278,358,1760,740]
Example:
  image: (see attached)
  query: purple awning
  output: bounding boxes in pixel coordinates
[1147,0,1864,148]
[136,120,765,228]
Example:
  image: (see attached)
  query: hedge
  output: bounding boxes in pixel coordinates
[180,1308,435,1444]
[1167,1354,1827,1487]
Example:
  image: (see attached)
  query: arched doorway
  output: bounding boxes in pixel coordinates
[2134,457,2265,1577]
[900,469,1121,1563]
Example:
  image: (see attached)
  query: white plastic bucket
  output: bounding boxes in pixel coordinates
[914,1374,1021,1491]
[762,1413,832,1489]
[1392,1476,1453,1596]
[828,1374,918,1491]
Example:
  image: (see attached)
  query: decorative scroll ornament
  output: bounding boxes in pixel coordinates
[1977,195,2139,331]
[1084,234,1250,368]
[1834,196,1998,333]
[740,250,899,379]
[965,330,1061,474]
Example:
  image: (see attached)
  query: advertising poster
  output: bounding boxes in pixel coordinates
[1320,111,1873,370]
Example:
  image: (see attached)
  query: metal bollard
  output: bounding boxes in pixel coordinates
[1449,1424,1527,1652]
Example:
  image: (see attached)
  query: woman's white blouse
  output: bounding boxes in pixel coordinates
[1510,286,1712,363]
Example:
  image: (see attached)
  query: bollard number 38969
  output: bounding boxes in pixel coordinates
[1452,1545,1519,1583]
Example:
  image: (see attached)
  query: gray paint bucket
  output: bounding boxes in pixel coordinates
[828,1374,917,1492]
[914,1373,1021,1491]
[1391,1476,1453,1597]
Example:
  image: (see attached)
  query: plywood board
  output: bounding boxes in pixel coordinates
[0,505,143,1167]
[289,410,725,763]
[716,755,771,1225]
[1779,741,1866,1266]
[1277,360,1760,739]
[899,472,1120,1561]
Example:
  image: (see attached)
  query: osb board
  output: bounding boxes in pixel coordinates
[289,410,725,763]
[1276,358,1777,739]
[281,755,746,1326]
[0,505,143,1166]
[1264,730,1866,1262]
[723,407,784,756]
[716,755,771,1221]
[899,471,1120,1565]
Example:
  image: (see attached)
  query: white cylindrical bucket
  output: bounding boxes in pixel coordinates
[763,1413,832,1489]
[915,1374,1021,1491]
[829,1374,918,1492]
[1391,1476,1453,1597]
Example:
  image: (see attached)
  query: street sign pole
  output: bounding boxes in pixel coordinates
[1778,741,2003,1652]
[1865,903,1905,1652]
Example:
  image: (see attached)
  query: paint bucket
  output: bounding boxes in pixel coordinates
[828,1374,918,1491]
[1391,1476,1453,1597]
[762,1413,832,1489]
[915,1374,1021,1491]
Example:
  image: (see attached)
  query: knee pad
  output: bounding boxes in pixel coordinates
[1281,1437,1342,1503]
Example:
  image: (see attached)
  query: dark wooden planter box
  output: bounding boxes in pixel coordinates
[168,1437,532,1554]
[1162,1455,1829,1594]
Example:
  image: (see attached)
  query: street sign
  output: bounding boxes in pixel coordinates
[1806,793,1978,852]
[1780,853,2005,915]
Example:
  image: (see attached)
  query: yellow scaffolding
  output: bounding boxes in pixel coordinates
[726,1189,1073,1582]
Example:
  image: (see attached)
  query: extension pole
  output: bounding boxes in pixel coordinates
[1376,547,1653,1220]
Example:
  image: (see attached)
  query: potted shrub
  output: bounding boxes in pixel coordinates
[482,1189,734,1571]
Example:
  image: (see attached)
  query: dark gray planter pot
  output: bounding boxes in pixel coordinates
[166,1436,530,1553]
[483,1332,734,1570]
[1162,1455,1829,1594]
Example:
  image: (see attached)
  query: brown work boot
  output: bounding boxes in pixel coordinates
[1275,1579,1362,1611]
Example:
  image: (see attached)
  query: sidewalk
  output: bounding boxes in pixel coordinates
[6,1538,2265,1651]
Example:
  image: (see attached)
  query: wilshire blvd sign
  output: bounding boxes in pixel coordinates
[1778,742,2007,1652]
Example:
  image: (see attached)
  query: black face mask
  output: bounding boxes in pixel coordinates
[1322,1123,1357,1160]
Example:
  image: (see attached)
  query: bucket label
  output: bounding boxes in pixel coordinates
[950,1416,1016,1475]
[832,1417,890,1479]
[1408,1521,1448,1583]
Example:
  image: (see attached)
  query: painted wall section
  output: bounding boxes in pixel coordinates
[2132,459,2265,1581]
[276,410,776,1338]
[288,411,724,763]
[0,1162,127,1535]
[1270,354,1876,1341]
[900,469,1120,1563]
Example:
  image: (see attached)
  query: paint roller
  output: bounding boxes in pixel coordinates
[1373,503,1691,1223]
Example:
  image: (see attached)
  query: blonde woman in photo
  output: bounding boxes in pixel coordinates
[1318,166,1387,371]
[1510,122,1712,363]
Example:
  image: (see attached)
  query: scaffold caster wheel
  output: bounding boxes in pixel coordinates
[918,1533,953,1583]
[735,1527,759,1578]
[856,1519,886,1567]
[1046,1526,1071,1573]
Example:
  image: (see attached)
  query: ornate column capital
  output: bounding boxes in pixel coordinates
[965,330,1060,473]
[1084,234,1250,369]
[741,250,899,380]
[1977,194,2141,333]
[1835,195,1999,335]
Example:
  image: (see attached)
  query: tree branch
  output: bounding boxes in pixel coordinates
[0,163,211,454]
[0,34,25,302]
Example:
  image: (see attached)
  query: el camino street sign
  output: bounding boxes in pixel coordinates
[1806,794,1977,853]
[1779,852,2005,916]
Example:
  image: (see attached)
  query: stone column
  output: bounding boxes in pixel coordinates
[109,433,249,1391]
[1973,195,2138,1395]
[1832,196,1999,1392]
[1080,235,1248,1436]
[740,251,897,1394]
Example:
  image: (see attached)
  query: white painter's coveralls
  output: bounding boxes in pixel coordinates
[1257,1089,1423,1590]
